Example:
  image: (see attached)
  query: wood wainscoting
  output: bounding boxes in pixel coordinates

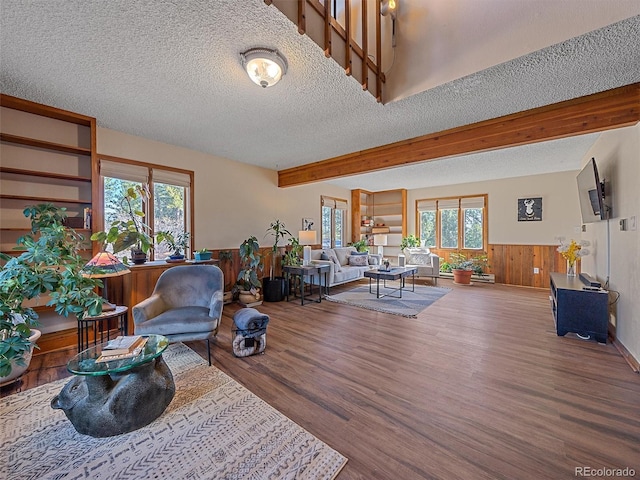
[433,244,571,289]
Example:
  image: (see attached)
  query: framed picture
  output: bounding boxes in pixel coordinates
[302,218,314,231]
[518,197,542,221]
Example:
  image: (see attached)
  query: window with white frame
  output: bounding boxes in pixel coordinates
[100,159,193,261]
[321,196,347,249]
[417,195,486,250]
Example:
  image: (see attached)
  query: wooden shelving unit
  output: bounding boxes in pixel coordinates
[0,94,98,254]
[351,188,406,262]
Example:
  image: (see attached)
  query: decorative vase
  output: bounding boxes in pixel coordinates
[567,260,576,277]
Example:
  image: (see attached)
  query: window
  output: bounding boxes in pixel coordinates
[321,196,348,248]
[100,158,193,261]
[417,195,487,250]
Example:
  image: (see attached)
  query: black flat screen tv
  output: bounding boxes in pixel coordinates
[577,157,608,223]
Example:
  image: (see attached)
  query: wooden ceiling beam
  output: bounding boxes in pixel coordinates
[278,83,640,187]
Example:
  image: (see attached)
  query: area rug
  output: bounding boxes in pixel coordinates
[1,343,347,480]
[325,284,450,317]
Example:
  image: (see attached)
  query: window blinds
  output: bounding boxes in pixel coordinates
[100,160,148,183]
[460,196,485,209]
[152,169,191,188]
[416,199,436,211]
[321,196,348,210]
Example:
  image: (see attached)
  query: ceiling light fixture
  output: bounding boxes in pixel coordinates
[240,47,288,88]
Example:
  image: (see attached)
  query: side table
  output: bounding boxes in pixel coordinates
[283,264,331,305]
[77,305,128,353]
[53,334,174,437]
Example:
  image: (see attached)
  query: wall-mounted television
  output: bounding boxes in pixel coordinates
[577,157,608,223]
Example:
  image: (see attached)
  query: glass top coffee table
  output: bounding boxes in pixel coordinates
[363,266,417,298]
[67,334,169,375]
[53,334,175,437]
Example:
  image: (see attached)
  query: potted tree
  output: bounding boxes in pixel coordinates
[0,204,103,385]
[233,236,263,306]
[349,238,369,253]
[156,231,190,261]
[448,252,489,285]
[263,220,291,302]
[91,185,153,264]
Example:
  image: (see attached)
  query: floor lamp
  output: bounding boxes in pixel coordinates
[298,230,317,266]
[81,252,131,311]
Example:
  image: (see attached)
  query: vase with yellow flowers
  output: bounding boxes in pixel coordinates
[557,238,590,276]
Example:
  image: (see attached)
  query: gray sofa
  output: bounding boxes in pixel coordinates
[310,246,382,287]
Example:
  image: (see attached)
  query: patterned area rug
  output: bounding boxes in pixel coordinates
[326,284,450,317]
[1,343,347,480]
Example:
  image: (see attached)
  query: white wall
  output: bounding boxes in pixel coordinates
[407,171,582,245]
[579,124,640,363]
[97,128,350,250]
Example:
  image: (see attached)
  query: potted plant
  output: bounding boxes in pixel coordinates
[400,234,420,251]
[448,251,489,285]
[156,231,190,261]
[349,238,369,253]
[233,236,263,306]
[91,185,153,264]
[0,204,103,385]
[194,248,212,262]
[282,237,303,267]
[262,220,291,302]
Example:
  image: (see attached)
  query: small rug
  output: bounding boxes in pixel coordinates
[1,343,347,480]
[326,284,450,317]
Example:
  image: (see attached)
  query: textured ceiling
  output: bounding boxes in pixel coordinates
[1,1,639,190]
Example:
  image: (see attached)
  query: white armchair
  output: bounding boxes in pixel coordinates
[404,248,440,284]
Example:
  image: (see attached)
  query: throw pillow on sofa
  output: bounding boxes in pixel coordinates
[348,255,369,266]
[326,250,342,272]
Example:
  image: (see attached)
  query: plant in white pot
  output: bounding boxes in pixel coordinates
[0,204,104,385]
[233,236,263,306]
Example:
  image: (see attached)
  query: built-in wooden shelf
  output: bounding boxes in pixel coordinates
[0,133,91,156]
[0,166,91,182]
[0,194,91,204]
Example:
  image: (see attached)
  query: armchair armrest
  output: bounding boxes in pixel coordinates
[368,253,383,265]
[430,254,440,273]
[132,294,167,325]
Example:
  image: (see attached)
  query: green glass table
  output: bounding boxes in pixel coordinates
[67,333,169,375]
[52,334,175,437]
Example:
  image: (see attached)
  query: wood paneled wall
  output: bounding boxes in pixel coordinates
[433,244,573,288]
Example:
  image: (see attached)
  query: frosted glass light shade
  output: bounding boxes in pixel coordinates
[241,48,288,88]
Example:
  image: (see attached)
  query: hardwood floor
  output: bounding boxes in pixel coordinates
[3,279,639,479]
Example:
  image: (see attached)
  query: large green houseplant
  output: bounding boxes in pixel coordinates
[234,236,263,304]
[91,185,153,264]
[0,204,103,382]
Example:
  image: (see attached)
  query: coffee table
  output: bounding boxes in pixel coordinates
[53,334,175,437]
[363,266,417,298]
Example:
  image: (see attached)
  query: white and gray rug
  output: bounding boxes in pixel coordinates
[326,284,450,317]
[1,343,347,480]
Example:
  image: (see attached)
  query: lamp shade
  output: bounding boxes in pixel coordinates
[241,47,288,88]
[373,234,388,246]
[81,252,130,278]
[298,230,317,246]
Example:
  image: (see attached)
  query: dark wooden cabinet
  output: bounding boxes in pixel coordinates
[550,272,608,343]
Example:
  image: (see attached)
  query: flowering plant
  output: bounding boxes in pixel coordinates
[557,238,590,266]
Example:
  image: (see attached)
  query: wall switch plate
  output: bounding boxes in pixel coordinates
[533,267,540,274]
[620,218,627,231]
[582,224,587,232]
[631,216,637,231]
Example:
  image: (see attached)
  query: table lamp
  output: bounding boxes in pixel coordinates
[298,230,317,266]
[81,252,131,311]
[373,234,388,256]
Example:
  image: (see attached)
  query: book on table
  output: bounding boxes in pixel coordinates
[101,335,145,356]
[97,336,148,363]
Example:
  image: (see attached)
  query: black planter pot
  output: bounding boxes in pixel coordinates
[130,248,147,265]
[262,277,287,302]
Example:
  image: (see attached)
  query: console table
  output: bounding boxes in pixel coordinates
[549,272,608,343]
